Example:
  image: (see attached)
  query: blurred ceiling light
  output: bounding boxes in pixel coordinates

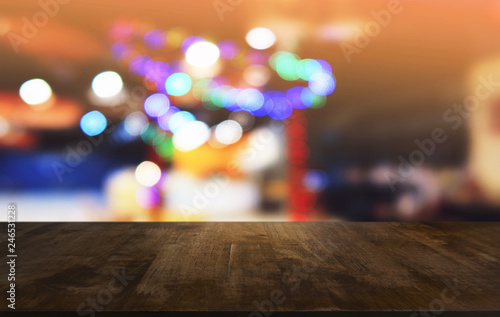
[92,71,123,98]
[19,79,52,105]
[173,121,209,152]
[80,110,107,136]
[246,27,276,50]
[185,41,220,67]
[215,120,243,145]
[135,161,162,187]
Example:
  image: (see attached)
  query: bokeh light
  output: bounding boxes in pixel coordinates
[303,59,323,80]
[309,73,336,96]
[168,111,195,133]
[215,120,243,145]
[173,121,210,151]
[157,106,180,131]
[124,111,149,136]
[237,88,265,112]
[129,55,151,76]
[275,54,300,81]
[243,65,271,87]
[222,88,242,111]
[80,110,107,136]
[111,41,132,61]
[144,29,167,49]
[245,50,268,65]
[246,27,276,50]
[181,36,205,54]
[298,88,326,109]
[92,71,123,98]
[135,161,162,187]
[217,39,240,59]
[144,93,170,117]
[304,169,329,192]
[135,186,161,209]
[19,79,52,105]
[229,111,255,131]
[186,41,220,67]
[287,87,309,109]
[140,123,158,145]
[267,96,293,120]
[155,137,175,159]
[316,59,333,74]
[165,72,192,96]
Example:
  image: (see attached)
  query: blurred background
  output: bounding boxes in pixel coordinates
[1,0,500,221]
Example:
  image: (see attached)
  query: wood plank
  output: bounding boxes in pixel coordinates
[0,222,499,315]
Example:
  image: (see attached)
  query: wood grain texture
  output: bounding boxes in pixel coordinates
[1,222,499,314]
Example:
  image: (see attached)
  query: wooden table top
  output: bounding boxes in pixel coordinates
[1,222,500,316]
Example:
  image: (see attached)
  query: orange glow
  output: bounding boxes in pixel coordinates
[0,92,83,130]
[173,134,249,178]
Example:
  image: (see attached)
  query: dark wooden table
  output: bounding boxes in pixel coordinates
[1,222,500,316]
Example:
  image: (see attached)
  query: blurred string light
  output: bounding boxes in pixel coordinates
[181,35,205,54]
[19,79,52,105]
[217,39,240,59]
[157,106,180,131]
[124,111,149,136]
[155,137,175,159]
[144,93,170,117]
[80,110,107,136]
[140,123,158,145]
[108,21,336,122]
[168,111,195,133]
[144,29,168,50]
[165,72,192,96]
[246,27,276,50]
[135,161,162,187]
[92,71,123,98]
[172,121,209,151]
[309,73,336,96]
[107,20,337,158]
[185,41,220,67]
[237,88,264,112]
[214,120,243,145]
[229,111,255,131]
